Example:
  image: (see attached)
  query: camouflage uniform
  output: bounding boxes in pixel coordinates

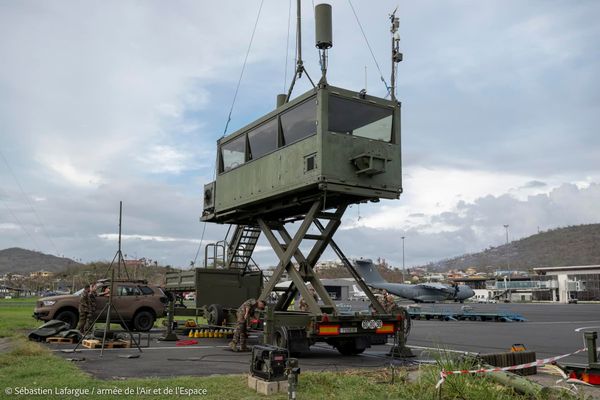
[298,290,318,312]
[77,289,96,334]
[383,294,399,314]
[230,299,257,351]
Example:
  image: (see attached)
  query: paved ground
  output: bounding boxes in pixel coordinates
[408,303,600,364]
[46,302,600,397]
[50,337,412,379]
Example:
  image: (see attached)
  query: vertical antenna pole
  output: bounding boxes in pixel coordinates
[296,0,302,72]
[118,201,123,278]
[390,9,402,101]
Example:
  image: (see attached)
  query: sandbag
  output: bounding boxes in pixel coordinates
[58,329,83,342]
[28,320,70,342]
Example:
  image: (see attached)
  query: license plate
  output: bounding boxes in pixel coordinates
[340,327,357,333]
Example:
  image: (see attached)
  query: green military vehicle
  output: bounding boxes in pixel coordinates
[166,3,409,356]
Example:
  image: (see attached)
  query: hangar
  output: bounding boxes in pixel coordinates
[533,265,600,303]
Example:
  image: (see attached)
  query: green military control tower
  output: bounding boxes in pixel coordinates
[167,3,410,356]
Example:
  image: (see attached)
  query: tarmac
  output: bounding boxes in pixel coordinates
[407,302,600,365]
[46,302,600,393]
[50,337,413,379]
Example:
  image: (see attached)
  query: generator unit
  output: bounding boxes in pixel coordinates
[250,344,288,381]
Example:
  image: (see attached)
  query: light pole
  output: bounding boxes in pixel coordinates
[503,224,510,301]
[401,236,406,283]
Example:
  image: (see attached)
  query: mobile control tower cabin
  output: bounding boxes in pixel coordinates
[202,2,402,225]
[202,85,401,224]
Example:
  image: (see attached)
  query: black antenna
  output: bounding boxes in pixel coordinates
[285,0,316,102]
[70,201,142,357]
[389,8,403,102]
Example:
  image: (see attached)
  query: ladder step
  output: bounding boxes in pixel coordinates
[316,212,338,220]
[304,234,325,241]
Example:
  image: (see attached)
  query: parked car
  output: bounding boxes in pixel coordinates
[33,279,168,331]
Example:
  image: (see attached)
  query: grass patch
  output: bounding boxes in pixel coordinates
[0,298,39,338]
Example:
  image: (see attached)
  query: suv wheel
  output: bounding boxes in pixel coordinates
[132,310,155,332]
[55,310,78,329]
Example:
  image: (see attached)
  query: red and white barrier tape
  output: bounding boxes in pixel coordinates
[435,347,588,389]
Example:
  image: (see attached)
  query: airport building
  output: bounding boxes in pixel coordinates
[533,265,600,303]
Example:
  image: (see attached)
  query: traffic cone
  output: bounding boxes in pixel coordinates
[194,330,200,338]
[188,329,194,338]
[200,329,206,338]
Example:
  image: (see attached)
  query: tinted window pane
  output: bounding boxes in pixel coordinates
[140,286,154,295]
[328,96,393,142]
[248,118,277,160]
[221,135,246,172]
[281,99,316,145]
[118,286,141,296]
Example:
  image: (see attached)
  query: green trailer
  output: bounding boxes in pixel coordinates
[164,266,263,326]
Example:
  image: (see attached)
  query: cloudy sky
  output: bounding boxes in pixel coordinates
[1,0,599,269]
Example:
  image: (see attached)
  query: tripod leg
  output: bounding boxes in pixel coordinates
[72,302,110,352]
[110,304,143,353]
[100,301,113,357]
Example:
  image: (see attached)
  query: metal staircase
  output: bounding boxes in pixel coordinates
[226,225,262,270]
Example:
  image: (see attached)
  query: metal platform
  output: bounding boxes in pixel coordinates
[407,306,527,322]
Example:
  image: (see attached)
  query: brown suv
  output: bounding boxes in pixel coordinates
[33,279,168,331]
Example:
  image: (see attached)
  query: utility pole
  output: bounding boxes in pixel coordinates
[503,224,510,301]
[401,236,406,282]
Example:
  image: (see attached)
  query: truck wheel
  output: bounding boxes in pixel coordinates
[55,310,78,329]
[132,311,155,332]
[336,340,366,356]
[274,327,289,350]
[207,304,225,326]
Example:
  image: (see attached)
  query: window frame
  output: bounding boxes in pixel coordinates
[327,95,395,144]
[218,96,318,175]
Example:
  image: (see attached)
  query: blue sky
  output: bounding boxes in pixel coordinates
[1,0,599,269]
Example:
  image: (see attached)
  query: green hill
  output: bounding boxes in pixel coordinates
[425,224,600,272]
[0,247,82,275]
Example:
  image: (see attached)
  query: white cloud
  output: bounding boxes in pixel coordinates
[345,167,570,232]
[42,158,103,188]
[99,233,208,244]
[0,223,20,231]
[136,145,193,175]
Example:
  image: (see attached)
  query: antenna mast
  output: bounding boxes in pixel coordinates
[390,8,403,101]
[285,0,316,103]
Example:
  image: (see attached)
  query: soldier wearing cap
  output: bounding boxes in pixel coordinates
[229,298,266,352]
[77,283,97,334]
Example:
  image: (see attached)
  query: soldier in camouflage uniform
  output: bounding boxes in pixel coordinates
[77,283,97,334]
[298,287,318,312]
[382,290,399,313]
[229,298,265,352]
